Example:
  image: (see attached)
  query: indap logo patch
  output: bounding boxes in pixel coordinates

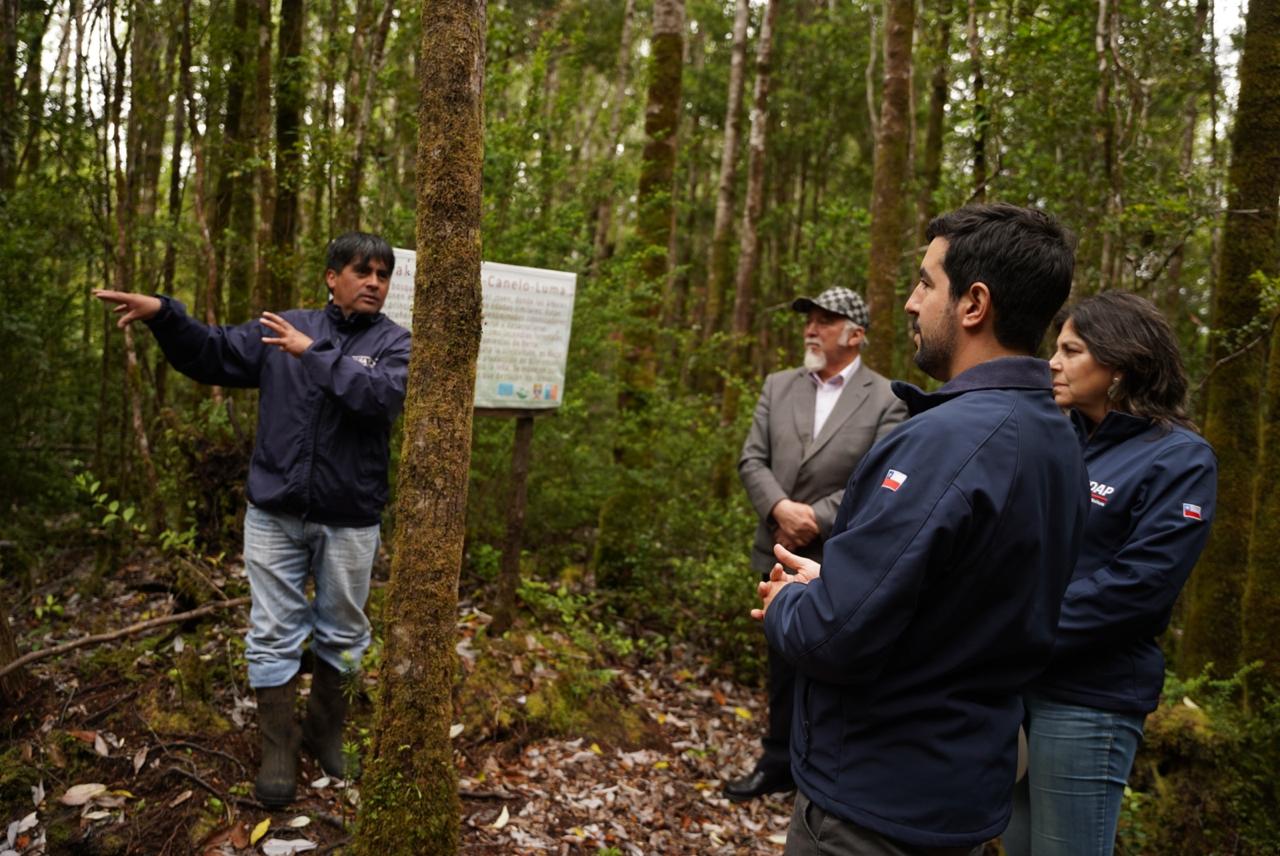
[881,469,908,492]
[1090,481,1116,507]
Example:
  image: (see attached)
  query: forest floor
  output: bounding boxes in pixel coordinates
[1,550,807,855]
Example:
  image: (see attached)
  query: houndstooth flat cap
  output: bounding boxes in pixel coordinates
[792,287,871,329]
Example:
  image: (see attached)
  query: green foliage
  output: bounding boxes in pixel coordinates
[1120,667,1280,855]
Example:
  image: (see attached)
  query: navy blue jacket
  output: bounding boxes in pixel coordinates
[764,357,1088,848]
[1030,411,1216,714]
[146,297,411,526]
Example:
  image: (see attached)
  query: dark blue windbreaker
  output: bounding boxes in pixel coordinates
[764,357,1088,848]
[146,296,411,526]
[1030,410,1217,714]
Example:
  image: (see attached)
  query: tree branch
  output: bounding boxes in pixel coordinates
[0,597,250,681]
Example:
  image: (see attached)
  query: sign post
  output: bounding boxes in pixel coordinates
[386,250,577,631]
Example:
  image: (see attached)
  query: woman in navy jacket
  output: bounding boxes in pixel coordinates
[1005,292,1217,856]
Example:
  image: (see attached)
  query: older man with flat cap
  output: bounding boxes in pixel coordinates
[725,286,907,801]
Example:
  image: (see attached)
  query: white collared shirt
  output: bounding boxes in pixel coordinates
[810,356,861,437]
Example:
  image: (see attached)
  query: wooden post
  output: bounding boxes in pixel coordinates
[490,414,535,635]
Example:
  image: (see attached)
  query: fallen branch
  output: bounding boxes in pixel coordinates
[0,597,250,681]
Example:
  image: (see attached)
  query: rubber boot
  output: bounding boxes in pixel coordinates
[254,677,300,808]
[302,658,354,779]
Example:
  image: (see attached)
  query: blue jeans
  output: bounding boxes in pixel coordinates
[243,504,380,688]
[1003,694,1145,856]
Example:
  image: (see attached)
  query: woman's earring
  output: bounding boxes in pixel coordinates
[1107,375,1122,400]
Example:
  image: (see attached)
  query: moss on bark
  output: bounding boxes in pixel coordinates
[1181,0,1280,680]
[352,0,486,852]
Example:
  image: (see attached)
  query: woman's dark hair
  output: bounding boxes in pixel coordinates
[1057,291,1196,431]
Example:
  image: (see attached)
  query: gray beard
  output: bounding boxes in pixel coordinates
[804,349,827,372]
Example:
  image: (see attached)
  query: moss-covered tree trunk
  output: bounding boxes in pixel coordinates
[863,0,915,374]
[593,0,683,587]
[1235,0,1280,696]
[0,611,29,708]
[353,0,485,850]
[627,0,684,397]
[1180,0,1280,680]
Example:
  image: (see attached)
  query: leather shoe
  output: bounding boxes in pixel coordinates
[722,766,795,801]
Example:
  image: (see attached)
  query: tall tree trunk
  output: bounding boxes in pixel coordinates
[1093,0,1116,290]
[624,0,684,402]
[863,0,916,375]
[337,0,395,231]
[354,0,484,850]
[161,0,190,296]
[916,0,950,243]
[0,0,18,191]
[701,0,749,341]
[267,0,307,310]
[1181,0,1280,681]
[251,0,275,314]
[722,0,775,424]
[216,0,256,323]
[1161,0,1210,316]
[967,0,986,201]
[590,0,636,269]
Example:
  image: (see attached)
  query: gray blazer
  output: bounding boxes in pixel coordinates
[739,363,908,572]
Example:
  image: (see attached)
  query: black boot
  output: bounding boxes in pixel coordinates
[254,677,300,808]
[302,659,354,779]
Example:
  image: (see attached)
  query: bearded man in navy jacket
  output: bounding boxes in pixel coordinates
[95,233,410,807]
[755,205,1089,856]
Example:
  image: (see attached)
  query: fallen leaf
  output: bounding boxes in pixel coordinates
[250,818,271,845]
[1183,696,1201,710]
[449,724,464,739]
[261,838,317,855]
[589,743,602,755]
[46,743,66,769]
[712,688,727,705]
[132,747,148,774]
[93,734,109,757]
[168,790,192,808]
[287,816,311,828]
[768,832,788,845]
[310,777,330,789]
[67,730,97,745]
[491,806,510,830]
[173,637,185,654]
[83,811,112,821]
[30,782,44,808]
[229,821,249,849]
[59,784,106,806]
[733,706,753,720]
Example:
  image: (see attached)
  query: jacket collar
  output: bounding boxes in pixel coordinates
[891,356,1051,416]
[1071,408,1154,448]
[325,301,382,330]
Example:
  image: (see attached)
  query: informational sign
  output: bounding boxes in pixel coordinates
[384,249,577,410]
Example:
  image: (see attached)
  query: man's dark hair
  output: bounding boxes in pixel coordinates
[925,203,1076,354]
[325,232,395,275]
[1055,292,1195,431]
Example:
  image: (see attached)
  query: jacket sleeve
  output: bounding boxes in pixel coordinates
[1050,441,1217,659]
[739,374,789,519]
[764,430,975,685]
[144,295,265,388]
[299,327,411,421]
[809,391,910,534]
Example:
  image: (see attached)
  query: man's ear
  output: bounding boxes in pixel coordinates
[324,268,337,298]
[958,281,993,331]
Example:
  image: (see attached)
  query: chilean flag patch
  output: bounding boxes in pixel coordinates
[881,469,908,492]
[1183,503,1203,521]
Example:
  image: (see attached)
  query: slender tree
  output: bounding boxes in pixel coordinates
[355,0,485,850]
[1181,0,1280,680]
[723,0,776,416]
[917,0,950,242]
[966,0,986,202]
[863,0,916,374]
[590,0,637,269]
[267,0,307,310]
[701,0,750,341]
